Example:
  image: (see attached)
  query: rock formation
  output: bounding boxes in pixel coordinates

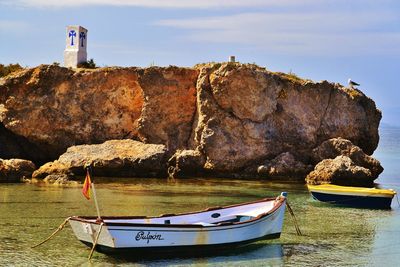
[0,63,382,182]
[0,64,196,162]
[33,140,167,179]
[167,149,206,178]
[0,159,36,182]
[306,155,374,186]
[311,138,383,177]
[257,152,313,179]
[191,63,380,176]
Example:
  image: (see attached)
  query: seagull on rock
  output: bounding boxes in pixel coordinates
[348,78,360,89]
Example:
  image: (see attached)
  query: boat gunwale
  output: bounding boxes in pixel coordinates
[69,196,286,228]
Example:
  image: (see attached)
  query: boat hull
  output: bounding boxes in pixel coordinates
[310,191,393,209]
[308,184,396,209]
[80,233,281,256]
[68,195,287,254]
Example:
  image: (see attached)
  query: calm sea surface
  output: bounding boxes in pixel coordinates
[1,126,399,266]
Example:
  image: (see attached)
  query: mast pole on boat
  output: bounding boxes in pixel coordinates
[91,182,102,220]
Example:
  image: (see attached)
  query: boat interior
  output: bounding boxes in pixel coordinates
[76,198,280,226]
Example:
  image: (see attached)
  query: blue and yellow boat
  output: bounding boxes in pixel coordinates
[307,184,397,209]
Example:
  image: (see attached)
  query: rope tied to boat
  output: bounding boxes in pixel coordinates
[31,217,71,248]
[286,201,303,236]
[395,192,400,207]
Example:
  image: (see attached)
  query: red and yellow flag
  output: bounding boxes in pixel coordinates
[82,169,91,200]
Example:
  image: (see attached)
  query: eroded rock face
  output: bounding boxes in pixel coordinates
[0,158,36,182]
[33,140,167,179]
[305,155,374,186]
[0,63,382,180]
[257,152,313,178]
[137,67,198,151]
[0,65,143,161]
[0,65,197,162]
[167,149,206,178]
[192,63,380,174]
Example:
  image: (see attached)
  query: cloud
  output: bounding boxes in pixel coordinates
[156,11,400,56]
[3,0,321,8]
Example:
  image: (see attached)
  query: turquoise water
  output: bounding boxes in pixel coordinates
[0,126,399,266]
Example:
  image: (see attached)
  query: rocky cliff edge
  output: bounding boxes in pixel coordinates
[0,63,382,184]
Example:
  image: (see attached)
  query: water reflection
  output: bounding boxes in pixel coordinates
[0,179,399,266]
[106,244,284,266]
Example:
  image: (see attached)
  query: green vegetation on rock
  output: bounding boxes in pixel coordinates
[0,63,23,78]
[77,58,96,69]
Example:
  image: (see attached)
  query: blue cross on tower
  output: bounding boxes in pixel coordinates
[79,32,86,47]
[69,30,76,46]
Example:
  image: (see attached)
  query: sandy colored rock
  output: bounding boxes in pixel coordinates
[0,63,382,180]
[32,161,72,178]
[0,158,36,182]
[0,65,144,161]
[42,174,77,185]
[33,140,168,178]
[305,155,374,186]
[167,149,206,178]
[137,67,198,151]
[257,152,313,178]
[0,65,198,163]
[311,137,383,178]
[192,63,380,174]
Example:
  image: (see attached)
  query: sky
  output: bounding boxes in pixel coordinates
[0,0,399,126]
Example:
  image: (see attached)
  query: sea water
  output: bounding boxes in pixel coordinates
[0,125,399,266]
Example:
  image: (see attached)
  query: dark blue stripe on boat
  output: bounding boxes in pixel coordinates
[310,192,393,209]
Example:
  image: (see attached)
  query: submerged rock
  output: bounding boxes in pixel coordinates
[42,174,78,186]
[33,140,168,179]
[0,158,36,182]
[305,156,374,186]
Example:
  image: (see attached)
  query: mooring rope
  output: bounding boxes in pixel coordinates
[286,201,302,236]
[31,217,71,248]
[88,222,104,260]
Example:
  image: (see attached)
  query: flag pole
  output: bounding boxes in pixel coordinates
[91,182,101,220]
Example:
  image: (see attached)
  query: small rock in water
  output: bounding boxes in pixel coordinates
[43,174,78,186]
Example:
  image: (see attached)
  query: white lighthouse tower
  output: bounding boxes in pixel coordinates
[64,25,88,68]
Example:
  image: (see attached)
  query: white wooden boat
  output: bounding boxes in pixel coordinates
[68,192,287,255]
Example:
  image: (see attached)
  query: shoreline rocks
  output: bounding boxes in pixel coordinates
[306,155,374,186]
[33,140,168,180]
[306,138,383,185]
[311,137,383,178]
[167,149,206,178]
[0,159,36,182]
[0,63,383,184]
[257,152,313,179]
